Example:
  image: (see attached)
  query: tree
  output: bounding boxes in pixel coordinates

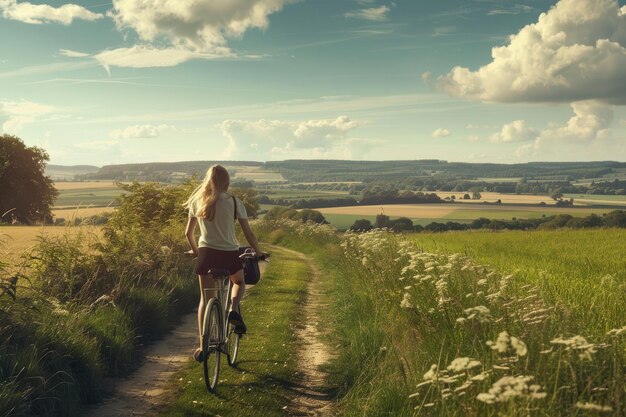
[230,186,260,218]
[0,135,58,224]
[349,219,373,232]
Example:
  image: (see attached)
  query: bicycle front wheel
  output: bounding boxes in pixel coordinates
[202,298,222,392]
[227,305,241,367]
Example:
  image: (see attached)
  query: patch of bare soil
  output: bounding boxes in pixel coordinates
[268,245,336,417]
[85,313,198,417]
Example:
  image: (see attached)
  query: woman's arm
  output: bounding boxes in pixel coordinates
[238,218,264,255]
[185,217,199,256]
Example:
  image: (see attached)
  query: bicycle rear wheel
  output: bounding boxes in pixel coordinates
[202,298,222,392]
[227,305,241,367]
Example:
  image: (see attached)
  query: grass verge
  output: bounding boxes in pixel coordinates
[158,246,311,417]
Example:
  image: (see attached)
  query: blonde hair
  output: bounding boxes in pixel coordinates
[183,165,230,221]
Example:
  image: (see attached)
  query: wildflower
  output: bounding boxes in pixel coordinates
[607,325,626,337]
[470,371,491,381]
[401,293,414,309]
[423,364,438,381]
[575,402,613,413]
[464,305,492,323]
[446,357,481,372]
[477,279,487,286]
[551,335,598,361]
[476,375,546,404]
[510,336,528,357]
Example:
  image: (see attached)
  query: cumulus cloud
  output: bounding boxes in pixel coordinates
[432,128,451,138]
[490,120,538,143]
[110,124,176,139]
[437,0,626,104]
[108,0,289,52]
[0,100,56,133]
[516,101,614,156]
[219,116,370,159]
[345,5,390,21]
[0,0,103,25]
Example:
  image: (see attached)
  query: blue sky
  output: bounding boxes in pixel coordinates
[1,0,625,165]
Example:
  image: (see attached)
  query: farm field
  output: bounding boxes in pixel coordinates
[564,193,626,206]
[54,181,120,190]
[258,187,352,201]
[435,191,556,204]
[230,165,286,183]
[54,185,126,208]
[0,225,103,264]
[52,206,115,220]
[317,203,614,229]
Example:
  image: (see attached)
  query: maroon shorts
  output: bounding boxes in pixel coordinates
[194,247,243,275]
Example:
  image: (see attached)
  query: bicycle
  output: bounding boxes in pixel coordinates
[201,251,269,392]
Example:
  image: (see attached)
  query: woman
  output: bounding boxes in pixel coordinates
[183,164,265,362]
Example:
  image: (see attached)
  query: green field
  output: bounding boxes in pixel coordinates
[55,187,125,207]
[319,206,616,230]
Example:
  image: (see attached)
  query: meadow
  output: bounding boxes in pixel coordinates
[253,220,626,416]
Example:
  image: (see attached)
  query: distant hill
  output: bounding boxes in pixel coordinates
[74,159,626,184]
[46,164,100,180]
[82,161,263,182]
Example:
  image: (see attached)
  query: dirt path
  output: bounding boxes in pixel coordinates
[84,251,336,417]
[85,312,198,417]
[267,245,336,417]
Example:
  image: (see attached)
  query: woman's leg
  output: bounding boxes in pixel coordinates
[229,269,245,312]
[197,274,216,348]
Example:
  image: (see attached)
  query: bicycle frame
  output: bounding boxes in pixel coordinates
[203,274,233,348]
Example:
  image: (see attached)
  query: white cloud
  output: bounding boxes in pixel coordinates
[0,0,103,25]
[59,49,90,58]
[110,124,176,139]
[487,5,535,16]
[345,6,390,21]
[490,120,538,143]
[219,116,367,159]
[0,100,57,133]
[516,101,614,156]
[432,128,451,138]
[108,0,289,52]
[437,0,626,104]
[94,45,232,74]
[73,140,119,151]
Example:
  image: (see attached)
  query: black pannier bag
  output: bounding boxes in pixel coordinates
[239,247,261,285]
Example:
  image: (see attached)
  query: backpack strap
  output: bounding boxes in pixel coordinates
[232,195,237,220]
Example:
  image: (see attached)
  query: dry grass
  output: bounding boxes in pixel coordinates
[52,206,116,219]
[318,204,457,217]
[230,166,286,182]
[0,225,103,267]
[317,203,612,219]
[53,181,122,190]
[436,192,556,205]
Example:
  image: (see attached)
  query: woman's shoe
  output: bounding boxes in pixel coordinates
[228,310,247,334]
[193,348,204,362]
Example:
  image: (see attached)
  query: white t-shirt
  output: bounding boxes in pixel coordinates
[188,192,248,251]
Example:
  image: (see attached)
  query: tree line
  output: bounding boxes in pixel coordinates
[349,210,626,233]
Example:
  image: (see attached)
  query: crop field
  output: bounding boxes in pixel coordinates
[564,193,626,206]
[54,186,126,208]
[54,181,120,190]
[51,206,115,220]
[0,225,103,264]
[258,188,352,200]
[230,166,286,183]
[317,203,614,229]
[435,191,556,205]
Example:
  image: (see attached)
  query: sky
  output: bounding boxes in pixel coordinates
[1,0,625,166]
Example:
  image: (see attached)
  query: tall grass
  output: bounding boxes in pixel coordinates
[0,183,197,417]
[336,229,625,416]
[255,221,625,416]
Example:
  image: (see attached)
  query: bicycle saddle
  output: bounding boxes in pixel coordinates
[207,268,230,278]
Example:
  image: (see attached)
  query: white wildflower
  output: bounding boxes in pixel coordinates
[510,336,528,357]
[423,364,438,381]
[446,357,481,373]
[477,279,487,286]
[607,325,626,337]
[476,375,545,404]
[464,305,492,323]
[401,293,414,309]
[575,402,613,413]
[551,335,598,360]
